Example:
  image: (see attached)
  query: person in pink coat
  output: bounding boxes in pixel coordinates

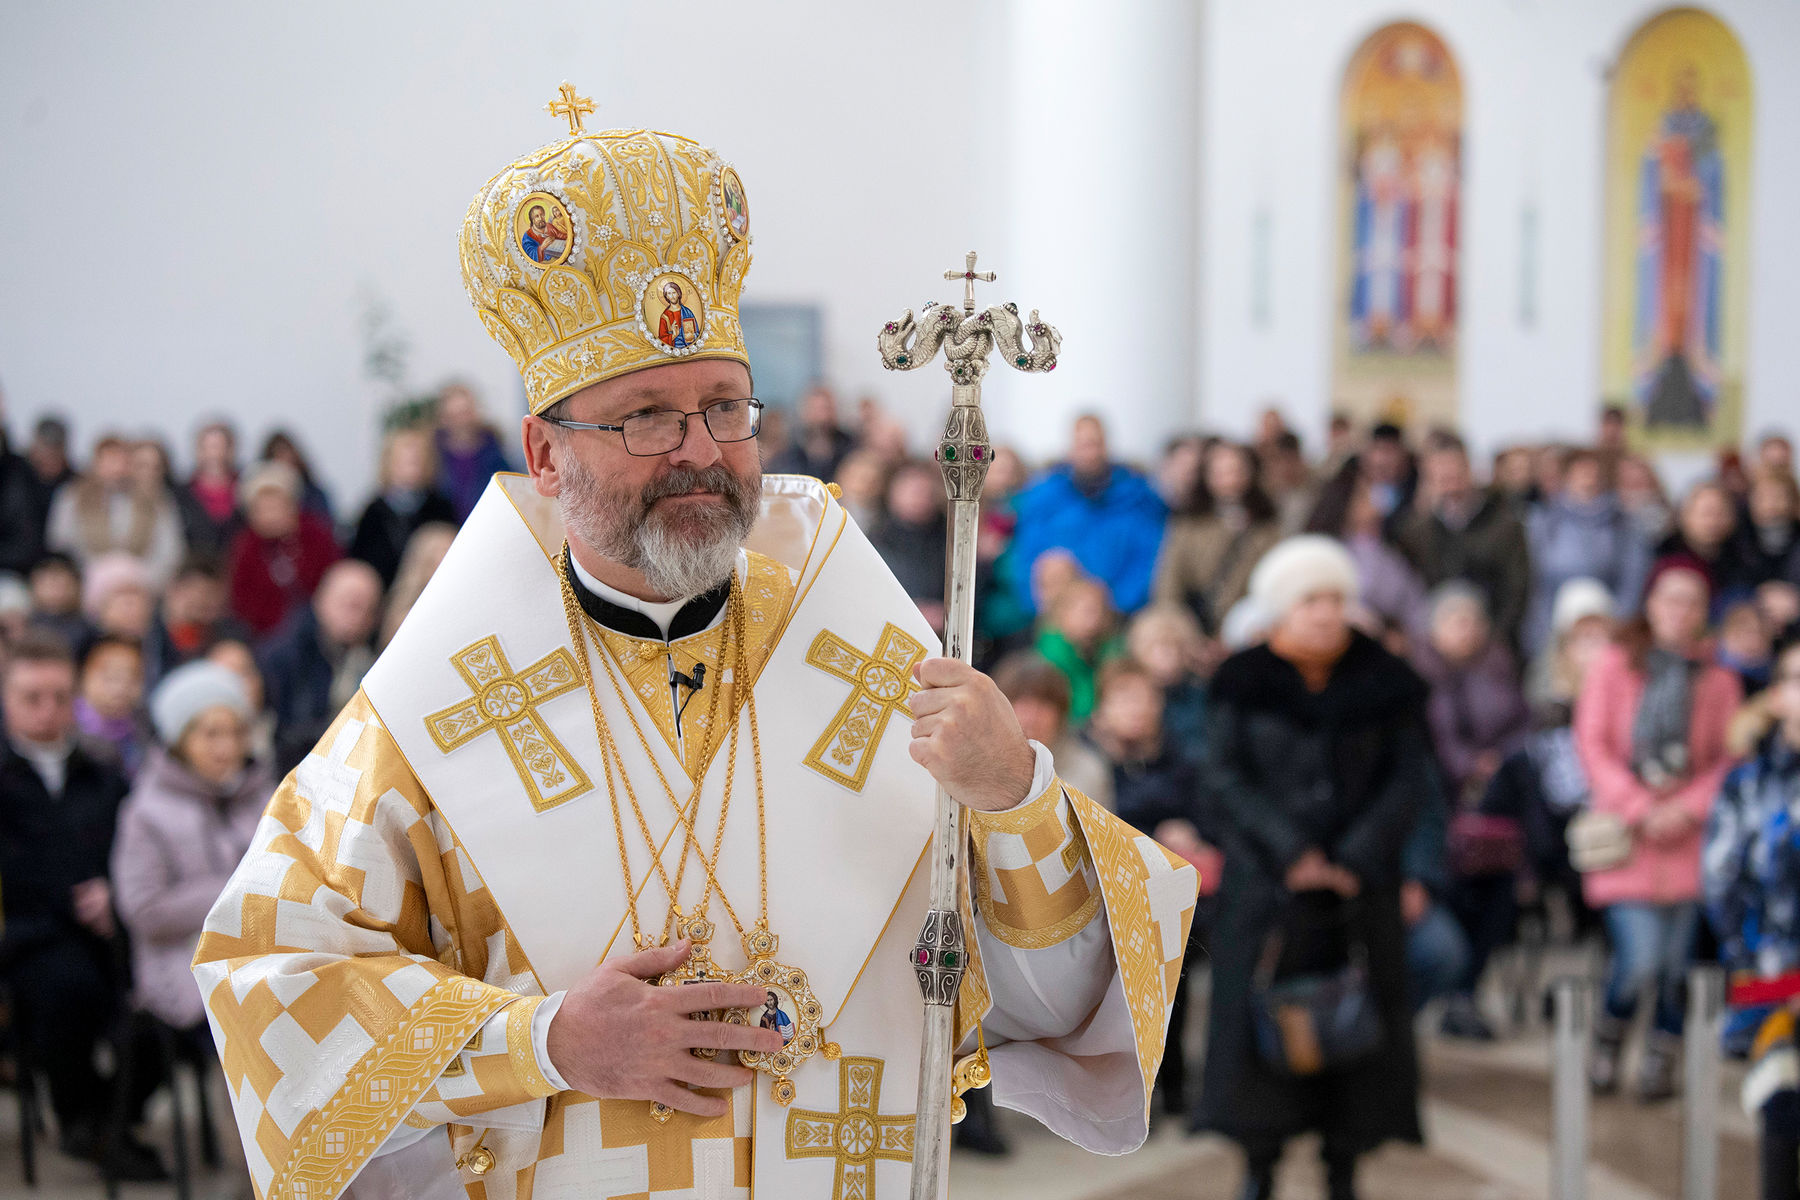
[1575,554,1742,1101]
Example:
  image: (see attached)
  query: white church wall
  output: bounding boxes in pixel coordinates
[0,1,1007,509]
[1197,0,1800,463]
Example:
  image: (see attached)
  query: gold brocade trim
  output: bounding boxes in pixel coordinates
[424,635,593,813]
[785,1055,913,1200]
[970,780,1101,950]
[1064,789,1200,1113]
[505,995,555,1097]
[801,623,926,793]
[270,980,518,1200]
[587,550,795,780]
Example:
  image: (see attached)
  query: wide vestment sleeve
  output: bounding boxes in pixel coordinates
[193,690,558,1200]
[957,742,1200,1154]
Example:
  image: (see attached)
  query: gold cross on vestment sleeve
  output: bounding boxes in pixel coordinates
[546,81,596,136]
[802,623,926,793]
[785,1056,914,1200]
[425,635,593,812]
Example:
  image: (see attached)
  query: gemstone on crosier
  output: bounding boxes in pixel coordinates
[913,948,931,966]
[940,950,961,969]
[941,444,958,461]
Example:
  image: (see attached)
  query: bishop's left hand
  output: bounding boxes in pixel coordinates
[908,658,1037,813]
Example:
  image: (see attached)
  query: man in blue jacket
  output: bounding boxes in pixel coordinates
[1007,413,1167,615]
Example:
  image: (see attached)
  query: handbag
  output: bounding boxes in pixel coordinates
[1566,808,1633,873]
[1447,812,1526,878]
[1249,911,1384,1077]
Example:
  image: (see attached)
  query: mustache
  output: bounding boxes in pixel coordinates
[639,465,754,511]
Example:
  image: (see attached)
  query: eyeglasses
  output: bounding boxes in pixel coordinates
[540,397,764,457]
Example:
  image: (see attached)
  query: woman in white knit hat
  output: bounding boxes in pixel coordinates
[109,662,274,1034]
[1192,535,1434,1200]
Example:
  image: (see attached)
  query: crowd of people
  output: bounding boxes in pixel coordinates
[2,379,1799,1198]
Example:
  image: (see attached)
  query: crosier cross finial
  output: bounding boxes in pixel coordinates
[944,250,997,314]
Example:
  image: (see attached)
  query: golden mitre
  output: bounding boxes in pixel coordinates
[458,84,753,414]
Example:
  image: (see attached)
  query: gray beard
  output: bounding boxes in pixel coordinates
[558,454,761,601]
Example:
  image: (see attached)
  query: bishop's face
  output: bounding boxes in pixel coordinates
[530,358,763,601]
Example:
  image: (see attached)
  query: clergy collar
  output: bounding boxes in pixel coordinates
[563,546,735,642]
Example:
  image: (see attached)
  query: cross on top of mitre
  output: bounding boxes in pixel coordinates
[546,82,596,136]
[945,251,997,313]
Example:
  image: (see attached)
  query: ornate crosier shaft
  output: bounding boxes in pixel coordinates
[876,252,1060,1200]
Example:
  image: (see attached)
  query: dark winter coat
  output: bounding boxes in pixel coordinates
[1195,632,1431,1154]
[348,489,458,587]
[1394,491,1532,650]
[0,739,129,970]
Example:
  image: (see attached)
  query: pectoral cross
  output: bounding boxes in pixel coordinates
[547,82,596,136]
[425,635,593,812]
[944,250,996,314]
[786,1056,914,1200]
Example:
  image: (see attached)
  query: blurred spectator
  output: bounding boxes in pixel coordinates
[380,522,457,648]
[1088,656,1212,1113]
[1758,432,1796,476]
[1154,434,1208,509]
[1524,448,1651,656]
[1597,405,1630,485]
[1307,466,1430,643]
[1261,431,1319,534]
[112,662,273,1034]
[177,420,240,557]
[227,461,341,637]
[81,551,156,641]
[0,574,29,647]
[1323,412,1357,478]
[1617,454,1676,545]
[1576,557,1742,1101]
[1657,480,1738,602]
[1007,414,1166,617]
[991,651,1113,810]
[1719,448,1752,502]
[258,429,335,526]
[1402,778,1469,1016]
[1359,422,1417,527]
[1414,583,1530,803]
[206,636,276,765]
[1728,466,1800,598]
[1154,440,1282,637]
[25,414,75,496]
[1718,601,1775,694]
[831,449,889,529]
[1033,574,1118,723]
[143,554,246,684]
[766,384,855,480]
[74,635,148,777]
[25,552,89,649]
[1395,436,1531,651]
[1195,535,1429,1196]
[0,419,47,575]
[1703,636,1800,1200]
[981,445,1027,505]
[1526,578,1617,709]
[258,559,382,773]
[1491,446,1537,517]
[46,433,185,585]
[349,426,458,588]
[869,459,948,633]
[434,381,515,521]
[0,632,165,1180]
[1124,603,1213,754]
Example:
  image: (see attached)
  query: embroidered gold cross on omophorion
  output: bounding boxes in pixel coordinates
[424,636,592,812]
[786,1055,914,1200]
[803,623,926,793]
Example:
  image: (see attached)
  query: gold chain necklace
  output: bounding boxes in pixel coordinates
[555,547,837,1111]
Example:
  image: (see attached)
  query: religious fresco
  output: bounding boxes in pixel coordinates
[1602,7,1752,449]
[1332,21,1463,429]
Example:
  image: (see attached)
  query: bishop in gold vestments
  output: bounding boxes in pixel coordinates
[196,103,1199,1200]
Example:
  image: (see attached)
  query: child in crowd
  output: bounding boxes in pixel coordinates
[82,552,156,642]
[1704,637,1800,1200]
[26,552,89,649]
[1124,603,1215,756]
[1720,600,1776,694]
[991,651,1113,810]
[1033,573,1119,722]
[74,635,148,776]
[1085,657,1214,1114]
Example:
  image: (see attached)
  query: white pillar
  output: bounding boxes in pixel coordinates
[984,0,1202,467]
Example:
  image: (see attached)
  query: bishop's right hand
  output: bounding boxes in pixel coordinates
[545,940,784,1117]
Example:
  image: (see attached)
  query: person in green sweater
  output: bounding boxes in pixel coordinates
[1033,573,1123,721]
